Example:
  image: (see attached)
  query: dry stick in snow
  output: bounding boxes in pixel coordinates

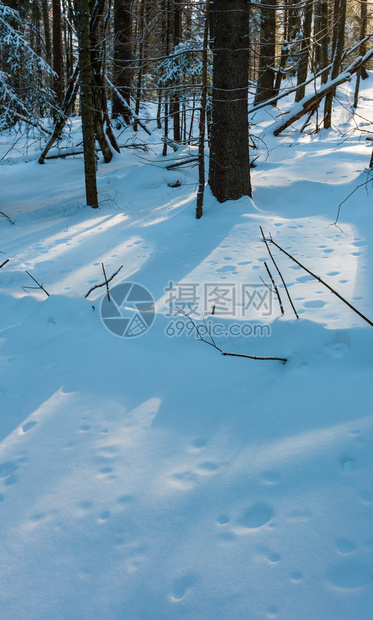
[267,236,373,328]
[166,157,198,170]
[0,211,15,225]
[84,265,123,299]
[0,259,9,269]
[176,309,287,363]
[22,271,50,297]
[264,261,284,315]
[260,226,299,319]
[334,170,373,226]
[102,263,111,302]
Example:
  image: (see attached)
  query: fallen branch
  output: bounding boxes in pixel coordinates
[267,236,373,328]
[38,65,80,164]
[249,32,373,115]
[44,142,151,160]
[260,226,299,318]
[84,265,123,298]
[176,309,287,363]
[0,211,15,225]
[166,157,198,170]
[0,259,9,269]
[22,271,50,297]
[272,48,373,136]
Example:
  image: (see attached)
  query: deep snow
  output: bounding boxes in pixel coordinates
[1,78,373,619]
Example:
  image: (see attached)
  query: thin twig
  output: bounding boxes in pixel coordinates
[175,308,287,363]
[264,261,284,314]
[333,169,373,225]
[0,259,9,269]
[0,211,15,225]
[23,271,49,297]
[260,226,299,319]
[84,265,123,298]
[267,237,373,328]
[102,263,110,302]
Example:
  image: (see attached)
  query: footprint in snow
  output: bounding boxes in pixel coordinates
[22,421,36,433]
[0,462,18,478]
[170,573,199,602]
[337,539,357,554]
[326,561,372,589]
[236,503,274,531]
[341,458,356,473]
[303,300,326,309]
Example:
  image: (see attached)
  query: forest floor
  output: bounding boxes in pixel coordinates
[1,77,373,619]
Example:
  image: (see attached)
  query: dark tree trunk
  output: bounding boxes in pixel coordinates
[295,0,313,102]
[196,0,210,219]
[112,0,133,124]
[170,0,181,142]
[323,0,346,128]
[75,0,98,207]
[52,0,64,107]
[353,0,367,108]
[209,0,252,202]
[319,0,329,84]
[255,0,276,104]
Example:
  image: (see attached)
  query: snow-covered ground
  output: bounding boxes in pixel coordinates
[1,79,373,619]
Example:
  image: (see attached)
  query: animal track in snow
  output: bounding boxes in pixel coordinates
[326,562,372,589]
[341,458,356,473]
[22,421,36,433]
[0,462,18,478]
[217,514,230,525]
[303,300,326,309]
[337,539,357,554]
[190,438,207,450]
[236,503,274,530]
[170,573,199,602]
[358,489,373,504]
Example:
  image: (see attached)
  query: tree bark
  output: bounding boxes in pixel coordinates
[112,0,133,124]
[255,0,276,104]
[295,0,313,102]
[53,0,64,107]
[75,0,98,207]
[323,0,346,128]
[209,0,252,202]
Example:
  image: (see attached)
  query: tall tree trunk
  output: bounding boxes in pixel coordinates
[209,0,252,202]
[170,0,181,142]
[295,0,313,102]
[353,0,367,108]
[319,0,329,84]
[323,0,346,128]
[196,0,210,219]
[41,0,52,77]
[76,0,98,207]
[53,0,64,108]
[255,0,276,104]
[112,0,133,124]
